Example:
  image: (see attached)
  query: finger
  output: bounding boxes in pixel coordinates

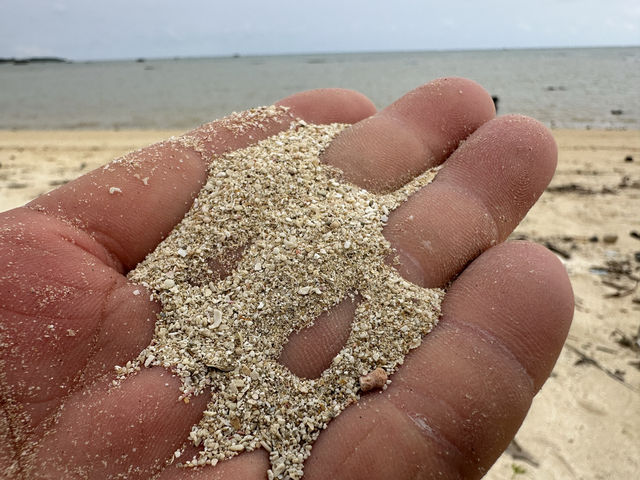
[321,77,496,192]
[277,115,554,380]
[303,241,574,479]
[25,89,376,271]
[277,79,495,377]
[0,209,158,427]
[278,295,359,379]
[32,369,209,479]
[384,114,558,287]
[155,450,268,480]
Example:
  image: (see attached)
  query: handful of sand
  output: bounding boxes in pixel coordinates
[121,114,444,479]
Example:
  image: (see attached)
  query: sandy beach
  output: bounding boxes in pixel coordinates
[0,128,638,478]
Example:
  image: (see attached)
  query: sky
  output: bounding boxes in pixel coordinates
[1,0,639,61]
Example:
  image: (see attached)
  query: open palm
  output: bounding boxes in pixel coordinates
[0,78,573,479]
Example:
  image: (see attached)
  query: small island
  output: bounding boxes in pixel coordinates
[0,57,70,65]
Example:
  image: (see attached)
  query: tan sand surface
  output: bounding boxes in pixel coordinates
[1,128,639,478]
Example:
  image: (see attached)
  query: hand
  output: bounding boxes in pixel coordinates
[0,78,573,479]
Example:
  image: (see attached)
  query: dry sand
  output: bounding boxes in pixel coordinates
[1,128,639,478]
[122,120,443,479]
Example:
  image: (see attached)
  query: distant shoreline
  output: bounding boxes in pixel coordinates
[0,45,638,64]
[0,56,69,65]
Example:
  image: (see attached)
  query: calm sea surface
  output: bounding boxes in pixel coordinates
[1,47,638,130]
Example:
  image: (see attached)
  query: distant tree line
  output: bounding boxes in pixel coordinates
[0,57,69,65]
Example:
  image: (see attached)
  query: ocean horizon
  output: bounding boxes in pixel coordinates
[1,46,638,130]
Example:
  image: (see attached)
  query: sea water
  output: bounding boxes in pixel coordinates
[0,47,638,130]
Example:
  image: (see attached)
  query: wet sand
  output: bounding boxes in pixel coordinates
[1,128,639,478]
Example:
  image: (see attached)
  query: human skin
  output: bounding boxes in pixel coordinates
[0,78,573,479]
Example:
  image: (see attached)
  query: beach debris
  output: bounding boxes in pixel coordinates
[589,267,608,276]
[603,259,633,276]
[511,464,527,477]
[547,183,595,194]
[602,281,637,298]
[590,258,640,298]
[546,182,627,195]
[624,155,633,162]
[491,95,499,112]
[48,179,69,186]
[543,240,572,260]
[603,234,618,244]
[108,186,122,195]
[359,367,388,392]
[565,344,633,388]
[505,439,540,468]
[611,328,640,352]
[617,175,639,190]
